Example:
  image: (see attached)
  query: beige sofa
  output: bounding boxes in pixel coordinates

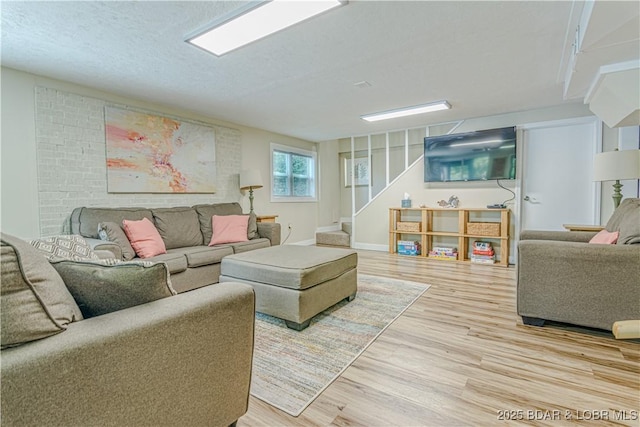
[70,202,281,292]
[517,198,640,331]
[1,232,256,427]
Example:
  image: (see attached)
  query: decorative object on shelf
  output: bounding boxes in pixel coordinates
[593,148,640,208]
[467,222,500,237]
[419,204,427,208]
[437,195,459,208]
[105,106,216,193]
[396,221,421,232]
[401,192,412,208]
[240,169,264,213]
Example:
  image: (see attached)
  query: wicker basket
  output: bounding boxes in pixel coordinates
[397,221,421,232]
[467,222,500,237]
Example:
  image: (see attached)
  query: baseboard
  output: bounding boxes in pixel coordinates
[352,242,387,252]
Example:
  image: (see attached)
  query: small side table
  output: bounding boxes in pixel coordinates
[562,224,605,232]
[256,215,278,223]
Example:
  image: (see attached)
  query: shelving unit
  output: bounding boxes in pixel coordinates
[389,207,510,267]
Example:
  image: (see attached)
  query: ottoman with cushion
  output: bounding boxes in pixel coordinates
[220,245,357,330]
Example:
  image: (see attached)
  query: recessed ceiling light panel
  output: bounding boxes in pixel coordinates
[187,0,345,56]
[361,101,451,122]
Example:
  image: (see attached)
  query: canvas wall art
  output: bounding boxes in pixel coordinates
[344,157,371,187]
[105,107,216,193]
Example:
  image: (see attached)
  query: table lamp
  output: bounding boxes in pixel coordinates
[593,149,640,208]
[240,169,263,213]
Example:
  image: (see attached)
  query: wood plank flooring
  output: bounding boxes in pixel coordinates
[238,250,639,426]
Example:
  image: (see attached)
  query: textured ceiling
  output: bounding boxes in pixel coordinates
[0,1,605,142]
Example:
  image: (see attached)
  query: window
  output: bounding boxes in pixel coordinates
[271,143,317,202]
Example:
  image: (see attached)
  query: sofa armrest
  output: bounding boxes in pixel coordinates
[1,283,255,427]
[519,229,597,243]
[517,240,640,330]
[257,222,281,246]
[84,237,122,259]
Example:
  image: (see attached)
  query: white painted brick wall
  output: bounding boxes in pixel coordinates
[35,87,242,237]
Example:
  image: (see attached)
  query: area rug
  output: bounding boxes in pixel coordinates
[251,273,430,416]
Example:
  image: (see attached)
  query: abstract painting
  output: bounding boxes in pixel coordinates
[105,107,216,193]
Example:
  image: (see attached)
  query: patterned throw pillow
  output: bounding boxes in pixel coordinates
[30,235,100,261]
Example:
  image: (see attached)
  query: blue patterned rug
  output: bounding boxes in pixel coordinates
[251,274,430,416]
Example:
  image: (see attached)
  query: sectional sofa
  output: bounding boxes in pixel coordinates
[1,232,256,426]
[70,202,281,292]
[517,198,640,331]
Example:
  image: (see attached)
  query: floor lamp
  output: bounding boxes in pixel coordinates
[240,170,263,214]
[593,149,640,208]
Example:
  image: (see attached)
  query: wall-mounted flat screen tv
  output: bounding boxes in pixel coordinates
[424,126,516,182]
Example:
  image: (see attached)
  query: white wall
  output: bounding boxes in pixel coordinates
[1,67,319,242]
[348,103,603,259]
[239,127,319,244]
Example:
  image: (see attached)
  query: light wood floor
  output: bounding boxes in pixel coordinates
[238,249,639,427]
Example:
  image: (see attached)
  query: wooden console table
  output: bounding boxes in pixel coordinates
[256,215,278,223]
[562,224,605,232]
[389,207,511,267]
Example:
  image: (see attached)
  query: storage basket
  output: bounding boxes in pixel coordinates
[397,221,421,232]
[467,222,500,236]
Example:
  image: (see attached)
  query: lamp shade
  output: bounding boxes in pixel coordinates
[240,169,263,190]
[593,149,640,182]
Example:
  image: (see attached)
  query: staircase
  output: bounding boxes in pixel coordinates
[316,222,351,247]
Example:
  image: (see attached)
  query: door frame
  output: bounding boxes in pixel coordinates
[515,116,602,246]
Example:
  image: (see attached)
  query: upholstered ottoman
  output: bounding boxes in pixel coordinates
[220,245,357,330]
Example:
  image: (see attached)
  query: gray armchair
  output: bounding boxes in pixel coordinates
[517,198,640,331]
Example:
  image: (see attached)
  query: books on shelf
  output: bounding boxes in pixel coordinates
[471,241,495,264]
[428,246,458,260]
[398,240,421,256]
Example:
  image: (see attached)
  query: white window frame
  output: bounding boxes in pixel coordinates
[270,143,317,202]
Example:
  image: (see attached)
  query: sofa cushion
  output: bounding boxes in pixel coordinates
[170,246,234,268]
[616,199,640,245]
[209,215,250,246]
[151,207,203,249]
[605,198,640,244]
[248,212,258,240]
[194,203,243,243]
[145,252,188,274]
[1,233,83,349]
[51,259,176,318]
[230,238,271,254]
[71,207,153,239]
[123,218,167,258]
[30,234,100,261]
[98,222,136,260]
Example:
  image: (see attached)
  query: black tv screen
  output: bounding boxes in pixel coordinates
[424,126,516,182]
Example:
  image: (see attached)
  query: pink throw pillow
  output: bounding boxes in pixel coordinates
[209,215,249,246]
[589,230,619,244]
[122,217,167,258]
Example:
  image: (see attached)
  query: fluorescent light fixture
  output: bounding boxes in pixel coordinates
[187,0,344,56]
[361,101,451,122]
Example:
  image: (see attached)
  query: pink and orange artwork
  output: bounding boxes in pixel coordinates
[105,107,216,193]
